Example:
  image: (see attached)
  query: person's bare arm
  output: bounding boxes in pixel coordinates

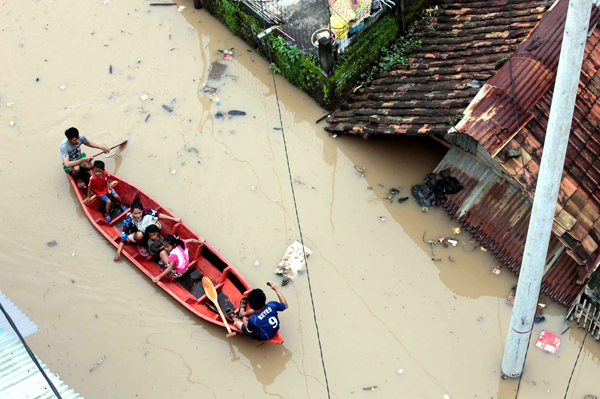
[238,308,254,318]
[63,155,93,168]
[158,214,182,223]
[153,261,175,283]
[86,185,92,202]
[269,282,288,310]
[114,241,125,261]
[184,238,206,245]
[84,141,109,153]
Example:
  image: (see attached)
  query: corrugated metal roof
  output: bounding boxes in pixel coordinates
[0,291,84,398]
[453,0,600,156]
[0,338,83,399]
[435,147,581,305]
[0,290,39,349]
[440,0,600,305]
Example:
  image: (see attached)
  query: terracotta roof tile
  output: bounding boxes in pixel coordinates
[326,0,551,136]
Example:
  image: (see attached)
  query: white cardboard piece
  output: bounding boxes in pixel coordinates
[274,240,312,277]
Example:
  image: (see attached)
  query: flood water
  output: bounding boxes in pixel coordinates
[1,1,598,398]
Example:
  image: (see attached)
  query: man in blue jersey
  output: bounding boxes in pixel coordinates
[232,281,288,341]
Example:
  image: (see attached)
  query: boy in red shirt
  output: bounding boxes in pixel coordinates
[87,160,127,222]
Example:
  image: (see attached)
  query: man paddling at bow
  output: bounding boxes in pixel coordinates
[60,127,109,188]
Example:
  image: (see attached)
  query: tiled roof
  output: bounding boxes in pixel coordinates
[451,0,600,290]
[325,0,551,136]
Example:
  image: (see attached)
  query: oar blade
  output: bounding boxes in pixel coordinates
[202,276,218,302]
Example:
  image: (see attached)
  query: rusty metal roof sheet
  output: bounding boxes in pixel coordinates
[443,0,600,305]
[436,147,583,305]
[454,0,600,155]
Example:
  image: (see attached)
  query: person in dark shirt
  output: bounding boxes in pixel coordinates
[232,282,288,341]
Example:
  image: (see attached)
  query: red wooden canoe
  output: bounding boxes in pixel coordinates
[69,172,283,345]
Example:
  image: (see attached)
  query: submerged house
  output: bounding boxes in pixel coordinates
[326,0,600,338]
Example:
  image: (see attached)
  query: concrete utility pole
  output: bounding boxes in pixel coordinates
[501,0,593,378]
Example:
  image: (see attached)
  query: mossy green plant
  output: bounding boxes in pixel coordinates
[202,0,426,108]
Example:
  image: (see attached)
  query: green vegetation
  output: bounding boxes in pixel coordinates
[203,0,427,108]
[359,37,422,85]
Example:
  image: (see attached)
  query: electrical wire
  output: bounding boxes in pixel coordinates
[563,327,589,399]
[258,2,331,398]
[0,301,63,399]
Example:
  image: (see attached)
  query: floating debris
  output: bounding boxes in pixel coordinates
[282,277,291,286]
[109,65,112,74]
[6,102,15,107]
[480,246,488,252]
[397,369,404,374]
[162,104,174,113]
[47,240,57,247]
[9,121,15,126]
[251,185,257,190]
[363,386,378,391]
[398,197,409,204]
[535,329,560,354]
[274,241,312,277]
[89,356,106,372]
[208,62,227,80]
[478,316,484,322]
[389,188,400,195]
[492,266,501,275]
[447,239,458,246]
[215,110,246,119]
[60,85,66,90]
[145,114,151,122]
[379,216,386,222]
[332,134,338,138]
[254,260,260,266]
[209,93,219,102]
[170,170,177,174]
[448,256,456,263]
[452,227,462,235]
[421,207,429,212]
[178,5,186,11]
[140,93,149,101]
[354,165,366,177]
[202,86,217,93]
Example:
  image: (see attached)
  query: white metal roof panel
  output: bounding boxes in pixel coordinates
[0,335,84,399]
[0,290,39,348]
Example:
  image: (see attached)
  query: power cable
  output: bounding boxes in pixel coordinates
[258,2,331,398]
[563,327,589,399]
[0,301,63,399]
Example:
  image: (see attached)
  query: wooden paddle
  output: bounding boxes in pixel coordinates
[91,139,128,160]
[202,276,236,338]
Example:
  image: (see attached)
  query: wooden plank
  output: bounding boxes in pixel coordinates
[577,298,587,323]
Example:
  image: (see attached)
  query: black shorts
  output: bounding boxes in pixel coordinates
[241,324,262,341]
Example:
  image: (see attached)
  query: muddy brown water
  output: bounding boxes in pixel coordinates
[0,1,598,398]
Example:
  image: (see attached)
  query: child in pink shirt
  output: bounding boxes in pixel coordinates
[152,235,205,282]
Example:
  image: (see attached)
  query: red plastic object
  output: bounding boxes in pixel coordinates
[535,329,560,354]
